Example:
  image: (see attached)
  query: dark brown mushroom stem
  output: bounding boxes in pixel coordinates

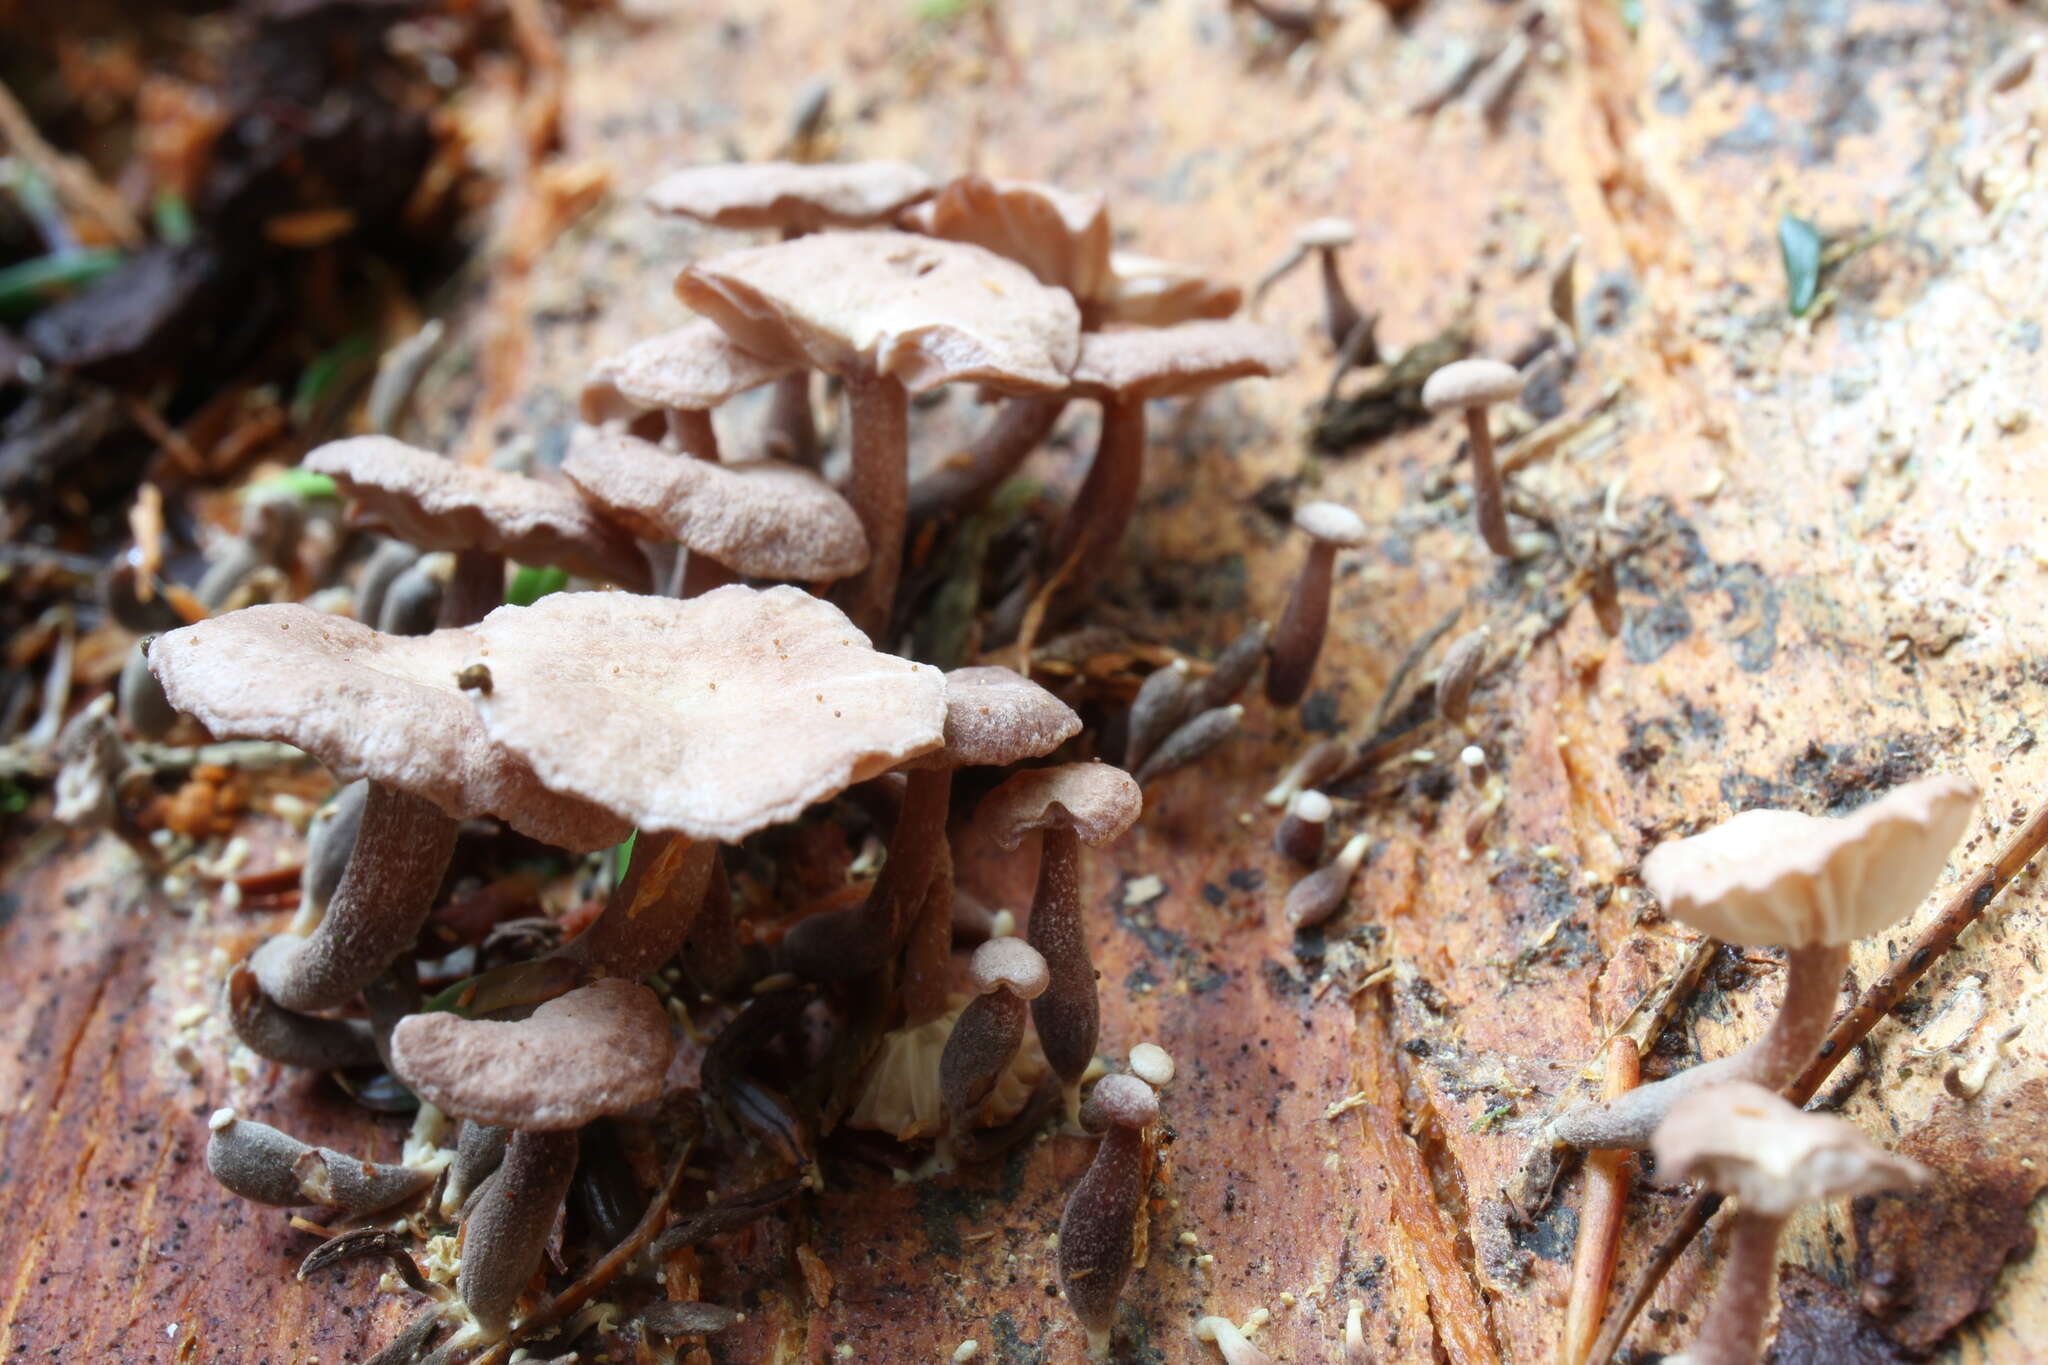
[681,857,752,998]
[568,831,717,981]
[205,1108,431,1214]
[1462,405,1513,557]
[356,539,421,628]
[377,554,444,635]
[251,782,460,1013]
[1267,538,1344,706]
[1190,621,1271,712]
[906,395,1069,527]
[1048,397,1145,587]
[939,939,1049,1135]
[1027,821,1099,1116]
[1124,659,1194,772]
[1679,1209,1785,1365]
[438,548,505,628]
[225,963,380,1070]
[781,765,950,981]
[459,1128,580,1337]
[297,779,369,931]
[670,408,720,462]
[1315,246,1363,351]
[446,1120,509,1213]
[1056,1075,1158,1359]
[362,958,420,1072]
[763,372,817,466]
[1553,942,1850,1150]
[1134,704,1244,787]
[1274,790,1331,866]
[841,367,910,636]
[901,832,957,1025]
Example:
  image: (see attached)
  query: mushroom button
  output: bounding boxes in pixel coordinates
[1265,500,1368,708]
[1275,789,1333,866]
[1285,832,1370,929]
[1557,772,1978,1151]
[1056,1074,1159,1360]
[1194,1316,1279,1365]
[1421,358,1525,559]
[205,1108,431,1215]
[938,938,1052,1138]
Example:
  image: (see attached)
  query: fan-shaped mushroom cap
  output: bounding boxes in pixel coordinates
[389,979,672,1130]
[899,175,1113,304]
[904,665,1080,771]
[148,604,627,850]
[1640,773,1977,948]
[1294,500,1368,546]
[1420,357,1525,412]
[1653,1081,1927,1217]
[304,437,650,590]
[1068,320,1295,401]
[645,159,936,232]
[563,429,868,581]
[464,586,945,841]
[579,320,797,427]
[979,761,1143,851]
[1098,251,1242,327]
[1088,1073,1159,1129]
[969,937,1051,998]
[676,231,1081,396]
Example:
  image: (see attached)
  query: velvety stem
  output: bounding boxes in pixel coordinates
[763,372,816,466]
[459,1128,579,1336]
[678,550,738,599]
[902,784,957,1025]
[1463,406,1514,557]
[1057,1122,1147,1358]
[939,988,1027,1130]
[447,1120,509,1213]
[1049,397,1145,584]
[225,962,379,1070]
[781,765,950,981]
[1028,824,1097,1095]
[1317,247,1363,351]
[841,368,910,638]
[1265,541,1337,706]
[251,782,459,1013]
[669,407,720,462]
[569,831,716,980]
[907,394,1068,526]
[439,547,505,627]
[1685,1210,1786,1365]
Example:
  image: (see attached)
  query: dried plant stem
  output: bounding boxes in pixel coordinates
[1558,1038,1637,1365]
[1588,797,2048,1363]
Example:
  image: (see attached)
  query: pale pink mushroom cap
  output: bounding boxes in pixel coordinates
[968,937,1052,999]
[563,429,869,581]
[1639,773,1978,948]
[645,159,936,232]
[675,230,1081,396]
[1420,358,1524,413]
[978,761,1143,851]
[148,604,628,850]
[1068,320,1295,401]
[1097,251,1243,327]
[904,665,1080,771]
[900,174,1113,305]
[464,586,946,841]
[579,320,797,427]
[304,436,650,590]
[1653,1080,1927,1217]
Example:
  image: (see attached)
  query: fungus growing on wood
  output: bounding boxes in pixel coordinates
[1651,1081,1926,1365]
[1264,737,1347,810]
[1265,500,1368,707]
[1128,1041,1175,1089]
[978,762,1142,1118]
[205,1108,430,1214]
[458,1128,580,1337]
[678,231,1080,634]
[1434,625,1490,726]
[305,436,653,623]
[578,319,798,458]
[1285,832,1369,928]
[1421,358,1524,558]
[1189,620,1272,713]
[1250,216,1367,352]
[1275,789,1332,866]
[1556,773,1978,1150]
[150,605,628,1012]
[225,961,379,1071]
[294,779,367,933]
[938,937,1051,1135]
[1195,1316,1279,1365]
[1135,704,1244,787]
[900,175,1113,322]
[1057,1074,1159,1359]
[1124,658,1195,773]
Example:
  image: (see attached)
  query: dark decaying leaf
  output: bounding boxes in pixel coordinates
[649,1176,806,1258]
[299,1227,437,1298]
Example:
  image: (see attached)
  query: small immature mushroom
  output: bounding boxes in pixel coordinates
[194,485,307,609]
[1275,789,1332,866]
[562,428,868,593]
[1263,736,1347,810]
[389,978,673,1129]
[1188,620,1272,713]
[1124,658,1195,772]
[1057,1074,1159,1359]
[1434,625,1490,726]
[459,1128,579,1337]
[1555,773,1978,1151]
[678,231,1079,635]
[1421,359,1525,558]
[978,763,1143,1117]
[304,436,653,624]
[150,606,628,1012]
[225,962,380,1071]
[377,552,447,635]
[1194,1316,1278,1365]
[578,319,798,458]
[1651,1082,1926,1365]
[1250,216,1365,352]
[1285,832,1369,929]
[1265,501,1368,707]
[1128,1041,1175,1089]
[355,539,422,630]
[1344,1300,1371,1364]
[939,938,1051,1134]
[1134,704,1244,788]
[205,1107,431,1214]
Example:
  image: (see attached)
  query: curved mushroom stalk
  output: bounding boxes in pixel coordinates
[119,641,181,739]
[1196,1316,1279,1365]
[355,538,422,629]
[445,1120,509,1215]
[377,553,447,635]
[292,779,369,936]
[1057,1075,1158,1360]
[1047,397,1144,589]
[567,831,717,981]
[252,782,460,1014]
[225,963,380,1071]
[206,1108,431,1214]
[459,1128,579,1337]
[781,765,951,982]
[939,939,1051,1139]
[682,857,754,998]
[906,394,1068,528]
[842,367,911,636]
[1266,501,1368,708]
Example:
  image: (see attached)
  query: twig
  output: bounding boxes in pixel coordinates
[1559,1038,1637,1365]
[1588,798,2048,1362]
[0,78,144,246]
[1368,605,1462,734]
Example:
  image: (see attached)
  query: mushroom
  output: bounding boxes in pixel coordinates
[1056,1073,1158,1359]
[1651,1081,1926,1364]
[562,427,868,595]
[1250,216,1367,353]
[304,436,653,624]
[1265,500,1368,707]
[388,978,673,1129]
[1434,625,1490,726]
[677,230,1080,634]
[1275,789,1332,866]
[1046,321,1295,597]
[376,551,448,635]
[1263,736,1347,810]
[938,938,1051,1135]
[1194,1317,1279,1365]
[578,318,799,459]
[444,1120,509,1214]
[1134,704,1244,788]
[1188,620,1272,713]
[1127,1041,1176,1090]
[1555,773,1978,1150]
[225,961,379,1071]
[205,1107,431,1215]
[461,585,947,979]
[1420,358,1525,558]
[1285,832,1369,929]
[1096,251,1243,328]
[355,539,423,631]
[1124,659,1194,772]
[899,175,1113,326]
[977,762,1143,1118]
[149,605,629,1013]
[458,1127,580,1337]
[1344,1300,1370,1364]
